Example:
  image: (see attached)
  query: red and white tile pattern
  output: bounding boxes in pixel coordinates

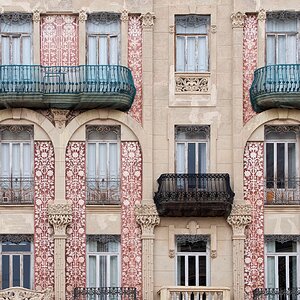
[128,16,143,125]
[244,142,265,298]
[40,15,79,66]
[65,142,86,299]
[243,15,258,124]
[121,141,143,298]
[34,141,55,290]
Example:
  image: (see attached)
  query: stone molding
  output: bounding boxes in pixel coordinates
[258,9,266,21]
[135,204,160,236]
[227,204,252,237]
[231,12,246,28]
[140,12,155,28]
[120,9,129,22]
[175,73,210,94]
[51,109,69,129]
[32,9,40,22]
[48,203,72,236]
[79,9,87,22]
[0,287,53,300]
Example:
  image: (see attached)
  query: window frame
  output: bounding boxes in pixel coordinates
[86,235,121,288]
[0,238,33,289]
[175,14,210,73]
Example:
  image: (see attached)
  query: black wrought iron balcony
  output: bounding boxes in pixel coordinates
[265,178,300,205]
[0,177,34,205]
[250,64,300,113]
[0,65,136,111]
[86,178,120,205]
[253,288,300,299]
[73,287,137,300]
[154,173,234,217]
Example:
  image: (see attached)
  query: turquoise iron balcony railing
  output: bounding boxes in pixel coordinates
[250,64,300,112]
[0,65,136,111]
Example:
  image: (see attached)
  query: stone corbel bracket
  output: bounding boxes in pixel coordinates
[231,11,246,28]
[227,204,252,238]
[135,204,160,237]
[51,109,69,130]
[48,203,72,236]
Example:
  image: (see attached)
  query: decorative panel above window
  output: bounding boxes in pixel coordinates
[87,13,120,65]
[0,13,32,65]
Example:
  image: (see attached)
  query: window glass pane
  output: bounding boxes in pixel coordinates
[12,144,20,177]
[99,36,108,65]
[99,256,107,287]
[1,143,10,177]
[289,256,297,289]
[188,256,196,286]
[288,143,296,179]
[109,36,118,65]
[278,256,286,290]
[2,255,9,289]
[87,143,96,178]
[277,35,286,64]
[275,241,297,253]
[199,256,206,285]
[176,36,185,72]
[109,143,118,179]
[110,255,118,287]
[22,36,31,65]
[177,240,207,252]
[266,35,276,65]
[12,37,21,65]
[2,242,31,252]
[198,36,207,71]
[1,36,10,65]
[88,255,96,287]
[266,143,274,188]
[23,255,31,289]
[198,143,206,173]
[266,241,276,253]
[87,36,98,65]
[187,37,196,71]
[286,35,297,64]
[176,143,185,174]
[177,256,185,285]
[23,143,31,177]
[266,256,275,288]
[12,255,20,286]
[187,143,196,174]
[276,143,285,188]
[98,143,107,179]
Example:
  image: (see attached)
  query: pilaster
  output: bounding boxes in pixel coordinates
[48,203,72,300]
[120,9,129,66]
[135,204,160,300]
[257,9,266,68]
[78,9,87,65]
[227,204,252,300]
[32,9,40,64]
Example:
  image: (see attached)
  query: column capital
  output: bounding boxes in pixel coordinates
[231,12,246,28]
[120,9,129,22]
[258,9,267,21]
[51,109,69,129]
[140,12,155,29]
[135,204,160,236]
[227,204,252,237]
[48,203,72,236]
[32,8,41,22]
[79,9,87,23]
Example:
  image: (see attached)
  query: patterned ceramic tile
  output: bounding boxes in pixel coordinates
[34,141,55,290]
[128,16,143,125]
[65,142,86,299]
[244,142,265,299]
[41,15,79,66]
[121,142,143,298]
[243,15,258,124]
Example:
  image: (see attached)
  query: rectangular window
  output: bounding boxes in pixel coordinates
[175,15,210,72]
[87,13,120,65]
[0,237,33,289]
[266,17,298,65]
[87,235,120,288]
[175,125,209,174]
[0,13,32,65]
[176,235,209,286]
[0,126,33,204]
[265,238,300,291]
[86,126,120,204]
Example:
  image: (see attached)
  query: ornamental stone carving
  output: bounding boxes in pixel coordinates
[48,203,72,236]
[169,25,175,34]
[0,287,53,300]
[120,9,129,22]
[140,12,155,28]
[258,9,266,21]
[227,204,252,237]
[32,9,40,22]
[231,12,246,28]
[175,74,209,93]
[51,109,69,129]
[135,204,160,236]
[79,9,87,22]
[211,25,217,33]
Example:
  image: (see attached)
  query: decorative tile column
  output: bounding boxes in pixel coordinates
[48,203,72,300]
[135,204,160,300]
[227,204,252,300]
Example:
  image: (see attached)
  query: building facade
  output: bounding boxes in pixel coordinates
[0,0,299,299]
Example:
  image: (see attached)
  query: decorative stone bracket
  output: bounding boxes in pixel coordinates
[51,109,69,130]
[135,204,160,237]
[48,203,72,236]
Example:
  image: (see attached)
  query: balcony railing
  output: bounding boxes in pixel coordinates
[250,64,300,113]
[73,287,137,300]
[86,178,120,205]
[0,65,136,111]
[154,173,234,217]
[0,177,34,204]
[158,286,231,300]
[253,288,300,299]
[265,178,300,205]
